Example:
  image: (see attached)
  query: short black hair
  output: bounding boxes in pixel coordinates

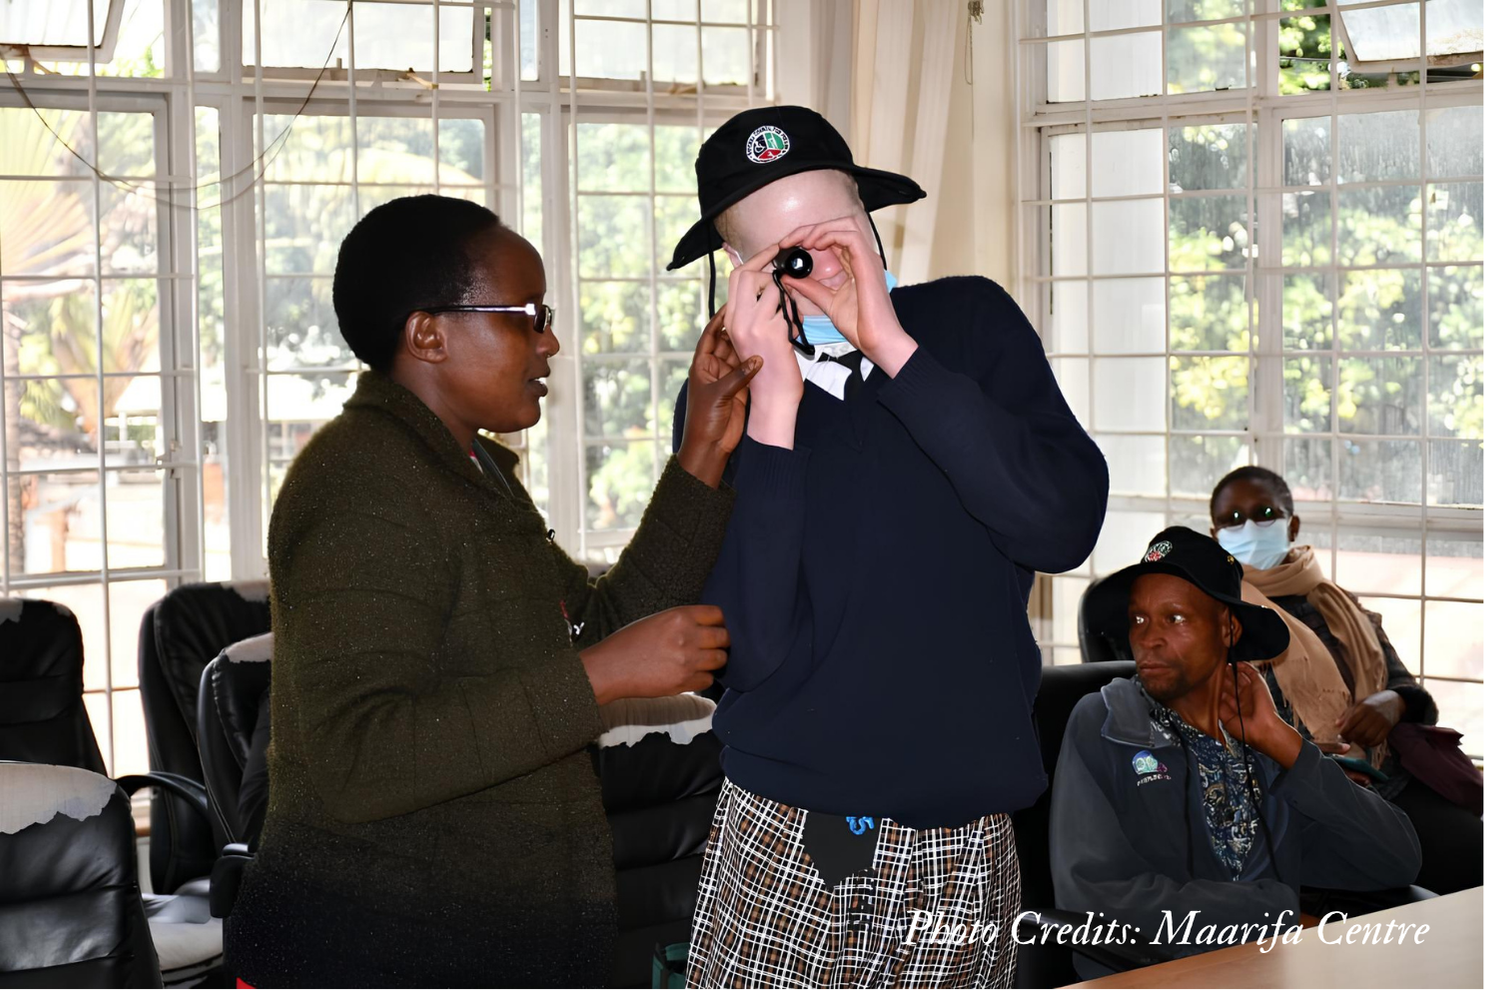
[332,194,503,374]
[1211,465,1295,515]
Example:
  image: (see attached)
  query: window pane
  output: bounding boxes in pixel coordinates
[1168,0,1245,21]
[658,280,705,353]
[1092,510,1168,574]
[655,126,701,193]
[1089,0,1158,31]
[655,195,699,272]
[587,440,655,530]
[1051,357,1091,425]
[1429,355,1483,439]
[577,123,650,191]
[1048,0,1083,35]
[656,358,690,439]
[1337,110,1419,183]
[1427,537,1483,600]
[1341,438,1422,503]
[243,0,474,72]
[1170,196,1250,272]
[1339,356,1422,434]
[1340,1,1419,61]
[1426,105,1483,177]
[1424,679,1483,758]
[1047,280,1088,353]
[265,276,351,370]
[1337,185,1421,266]
[263,183,356,275]
[1335,531,1422,597]
[1090,31,1163,100]
[1280,15,1333,95]
[1167,24,1247,94]
[1283,273,1333,350]
[1428,439,1483,506]
[1283,437,1334,500]
[1426,0,1484,56]
[1428,266,1483,349]
[1046,40,1086,102]
[1282,191,1332,266]
[1171,356,1247,430]
[8,471,100,574]
[1170,275,1247,351]
[1093,199,1164,275]
[580,282,650,355]
[576,195,650,278]
[1421,600,1482,681]
[568,18,648,79]
[1091,129,1162,197]
[700,27,751,86]
[1095,278,1164,353]
[0,180,95,277]
[1050,133,1086,200]
[1284,354,1334,433]
[1283,116,1331,186]
[1338,269,1422,351]
[1169,123,1248,192]
[1049,203,1088,277]
[1096,434,1166,497]
[1170,434,1247,497]
[583,359,652,438]
[1426,182,1483,263]
[1096,357,1165,430]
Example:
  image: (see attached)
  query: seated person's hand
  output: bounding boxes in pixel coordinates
[1220,662,1304,768]
[1316,741,1373,786]
[579,605,729,704]
[1337,689,1406,748]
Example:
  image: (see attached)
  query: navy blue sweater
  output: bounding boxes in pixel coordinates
[671,276,1108,828]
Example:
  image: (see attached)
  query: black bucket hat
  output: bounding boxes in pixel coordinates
[1089,526,1291,663]
[666,105,926,273]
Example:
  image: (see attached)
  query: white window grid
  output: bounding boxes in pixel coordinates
[1009,0,1483,750]
[0,0,794,774]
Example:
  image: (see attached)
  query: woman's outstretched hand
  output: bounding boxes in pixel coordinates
[678,308,761,487]
[579,605,729,705]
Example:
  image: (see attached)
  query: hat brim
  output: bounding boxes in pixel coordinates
[666,160,926,271]
[1088,561,1291,664]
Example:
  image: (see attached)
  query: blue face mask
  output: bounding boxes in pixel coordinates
[1216,517,1292,572]
[793,271,900,347]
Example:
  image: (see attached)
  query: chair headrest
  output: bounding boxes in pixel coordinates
[150,582,273,729]
[597,694,716,749]
[0,762,118,835]
[0,598,84,683]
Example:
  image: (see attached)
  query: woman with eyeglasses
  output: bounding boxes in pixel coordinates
[1209,465,1481,896]
[225,195,761,986]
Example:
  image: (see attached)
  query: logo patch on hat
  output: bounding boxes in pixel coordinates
[1143,540,1172,563]
[746,125,791,164]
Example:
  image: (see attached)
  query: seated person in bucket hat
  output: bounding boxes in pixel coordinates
[667,106,1109,988]
[1050,527,1422,978]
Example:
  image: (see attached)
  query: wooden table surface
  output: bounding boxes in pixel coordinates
[1065,887,1482,989]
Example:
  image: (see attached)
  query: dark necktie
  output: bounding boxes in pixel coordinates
[817,350,866,400]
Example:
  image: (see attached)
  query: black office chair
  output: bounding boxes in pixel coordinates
[1077,575,1131,662]
[1010,660,1173,985]
[0,761,162,986]
[140,581,271,896]
[0,595,225,985]
[595,695,724,989]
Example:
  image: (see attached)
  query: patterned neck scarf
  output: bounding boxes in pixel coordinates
[1146,688,1260,879]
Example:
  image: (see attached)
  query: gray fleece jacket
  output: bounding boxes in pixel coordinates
[1050,676,1422,967]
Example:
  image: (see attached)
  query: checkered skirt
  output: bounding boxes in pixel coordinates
[686,779,1022,989]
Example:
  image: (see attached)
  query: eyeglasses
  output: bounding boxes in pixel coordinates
[417,302,555,336]
[1217,504,1286,532]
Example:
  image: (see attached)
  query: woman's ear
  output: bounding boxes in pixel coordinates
[1288,513,1301,543]
[403,311,448,365]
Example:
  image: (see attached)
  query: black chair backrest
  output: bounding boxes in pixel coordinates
[1010,660,1137,989]
[0,598,106,774]
[1078,575,1134,662]
[594,696,723,989]
[0,761,161,986]
[196,635,273,850]
[140,581,271,894]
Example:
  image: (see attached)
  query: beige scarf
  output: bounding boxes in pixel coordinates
[1240,545,1388,765]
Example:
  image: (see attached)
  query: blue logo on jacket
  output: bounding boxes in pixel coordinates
[1132,750,1161,775]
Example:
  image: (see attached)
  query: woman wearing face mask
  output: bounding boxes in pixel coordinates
[1209,465,1481,895]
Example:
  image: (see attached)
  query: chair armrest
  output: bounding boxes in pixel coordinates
[115,772,212,824]
[210,843,254,919]
[1017,908,1177,973]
